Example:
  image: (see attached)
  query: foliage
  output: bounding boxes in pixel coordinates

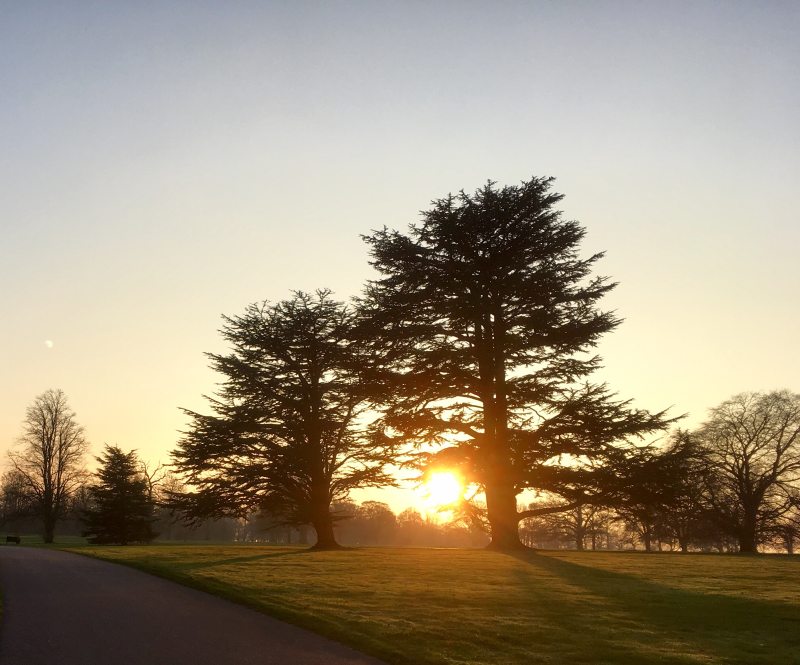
[63,545,800,665]
[606,440,695,552]
[82,445,157,545]
[651,433,714,552]
[361,177,673,548]
[172,290,394,548]
[8,389,88,542]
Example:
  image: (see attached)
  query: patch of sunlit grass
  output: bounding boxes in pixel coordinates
[62,545,800,665]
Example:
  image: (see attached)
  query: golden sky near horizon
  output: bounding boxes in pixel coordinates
[2,2,798,513]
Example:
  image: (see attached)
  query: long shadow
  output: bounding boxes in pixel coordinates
[171,549,312,571]
[510,550,800,664]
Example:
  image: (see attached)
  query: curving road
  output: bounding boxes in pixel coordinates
[0,546,385,665]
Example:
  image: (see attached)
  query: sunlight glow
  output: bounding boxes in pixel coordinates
[419,471,465,509]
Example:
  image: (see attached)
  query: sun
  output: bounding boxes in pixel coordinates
[419,471,465,509]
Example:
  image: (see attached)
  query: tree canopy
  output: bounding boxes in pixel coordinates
[82,445,157,545]
[361,177,673,549]
[171,290,393,548]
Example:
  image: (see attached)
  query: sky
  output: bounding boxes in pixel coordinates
[1,1,798,513]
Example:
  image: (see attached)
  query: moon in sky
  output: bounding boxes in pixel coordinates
[44,340,54,349]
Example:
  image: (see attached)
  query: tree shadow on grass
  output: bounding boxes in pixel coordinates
[510,550,800,665]
[171,549,311,571]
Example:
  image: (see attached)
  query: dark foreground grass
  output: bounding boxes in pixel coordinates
[60,545,800,665]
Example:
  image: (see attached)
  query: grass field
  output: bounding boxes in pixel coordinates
[59,545,800,665]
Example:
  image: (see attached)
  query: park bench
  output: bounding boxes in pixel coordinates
[5,536,21,544]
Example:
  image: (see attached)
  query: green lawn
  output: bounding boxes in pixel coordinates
[60,545,800,665]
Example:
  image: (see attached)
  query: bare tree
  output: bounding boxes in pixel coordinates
[9,389,88,542]
[697,391,800,553]
[769,509,800,554]
[140,461,167,503]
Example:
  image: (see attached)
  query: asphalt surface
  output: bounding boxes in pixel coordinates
[0,546,386,665]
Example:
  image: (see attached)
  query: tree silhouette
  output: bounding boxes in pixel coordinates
[172,290,393,549]
[610,445,688,552]
[655,433,710,553]
[695,391,800,553]
[0,470,36,531]
[82,445,157,545]
[9,389,88,543]
[361,177,672,549]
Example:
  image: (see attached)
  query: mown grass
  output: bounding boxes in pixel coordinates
[60,545,800,665]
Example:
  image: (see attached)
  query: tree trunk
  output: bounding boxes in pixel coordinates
[311,513,340,549]
[309,484,340,549]
[739,534,757,553]
[43,520,55,544]
[485,483,525,550]
[43,508,56,544]
[739,518,758,553]
[575,506,585,551]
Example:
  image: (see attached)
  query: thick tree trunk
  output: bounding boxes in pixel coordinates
[739,529,758,553]
[739,516,758,553]
[309,485,340,550]
[311,513,340,549]
[485,483,525,550]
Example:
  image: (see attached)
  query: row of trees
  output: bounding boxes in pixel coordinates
[5,178,798,552]
[3,389,798,552]
[245,502,489,549]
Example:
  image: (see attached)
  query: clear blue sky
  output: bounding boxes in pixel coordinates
[2,1,798,511]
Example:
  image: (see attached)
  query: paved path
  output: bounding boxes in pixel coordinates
[0,547,385,665]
